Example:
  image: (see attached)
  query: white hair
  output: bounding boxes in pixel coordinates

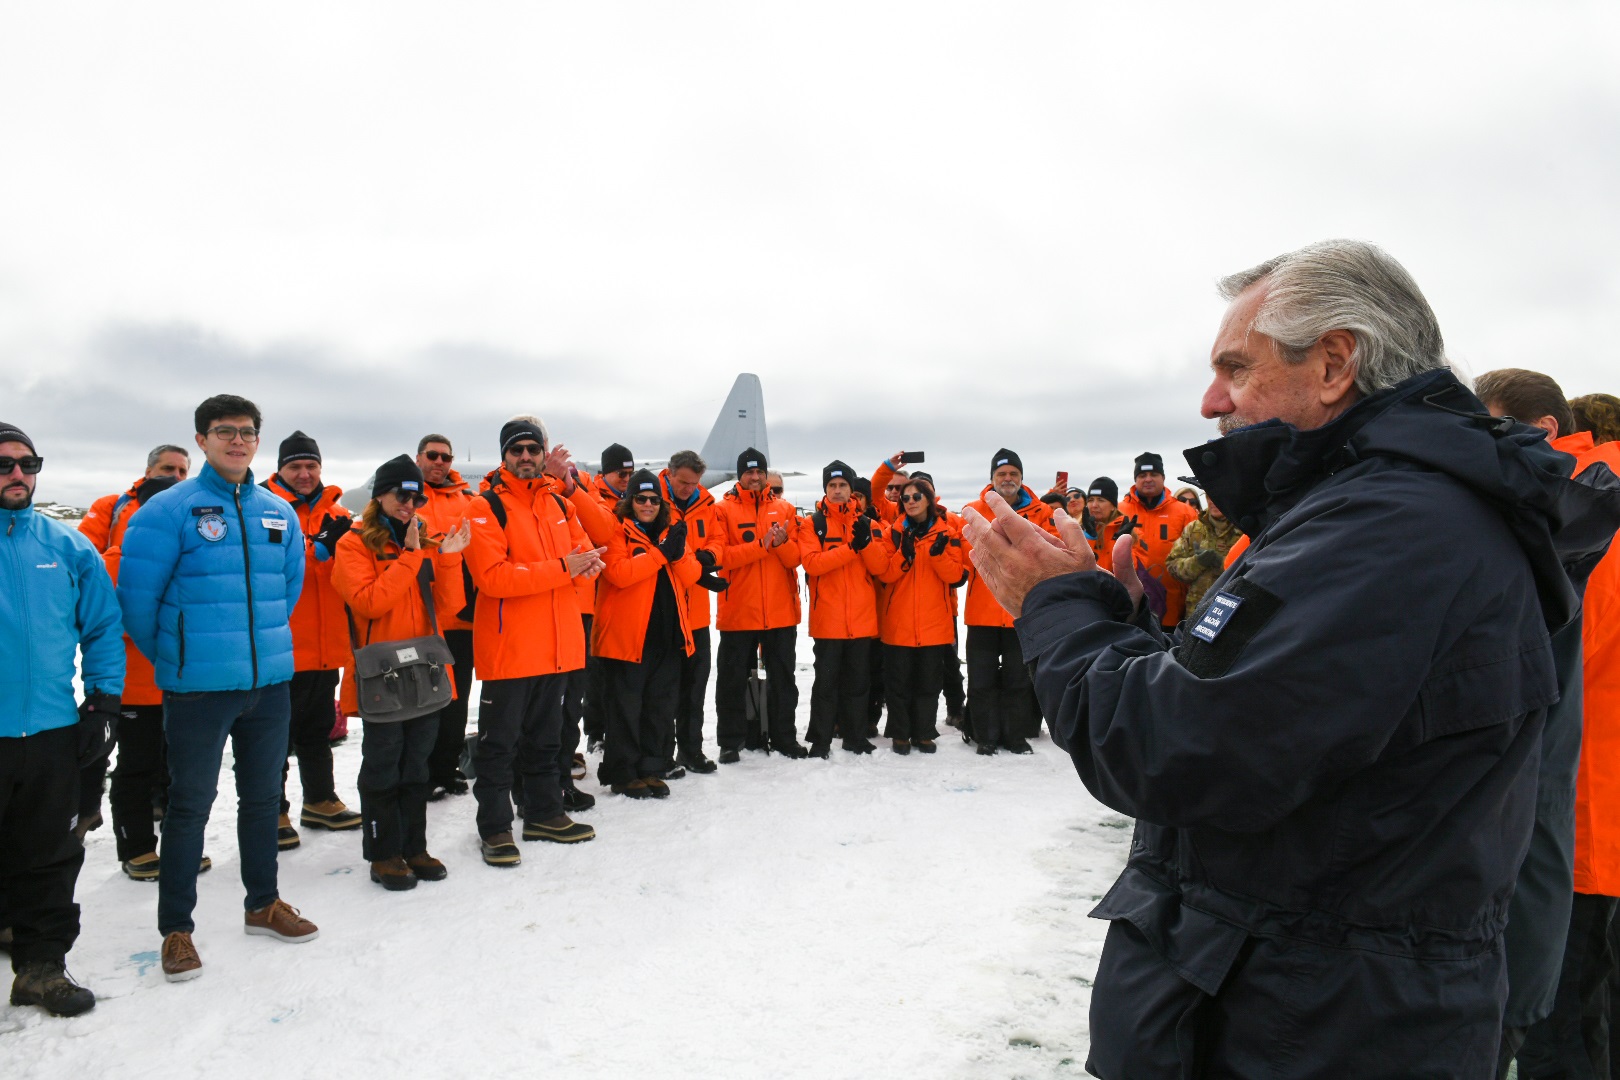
[1218,239,1446,395]
[505,413,550,452]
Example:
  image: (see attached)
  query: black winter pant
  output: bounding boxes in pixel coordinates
[941,632,966,720]
[565,614,593,750]
[280,668,340,811]
[473,673,566,837]
[428,629,474,786]
[867,636,885,733]
[77,746,112,822]
[357,713,435,862]
[716,627,800,752]
[110,704,166,861]
[597,645,681,786]
[883,643,947,744]
[966,626,1036,748]
[0,725,83,968]
[808,638,873,750]
[677,627,712,759]
[1517,892,1619,1079]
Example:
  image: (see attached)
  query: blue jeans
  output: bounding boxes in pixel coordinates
[159,683,290,935]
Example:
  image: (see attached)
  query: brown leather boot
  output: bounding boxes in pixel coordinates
[369,857,417,891]
[405,853,447,881]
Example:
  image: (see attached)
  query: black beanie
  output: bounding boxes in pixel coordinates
[1087,476,1118,505]
[626,468,660,496]
[601,443,634,475]
[1134,451,1165,476]
[910,471,934,488]
[990,448,1023,477]
[1040,491,1065,507]
[373,454,425,499]
[822,459,854,491]
[737,447,767,474]
[850,476,873,502]
[0,421,35,454]
[278,430,321,468]
[500,419,547,456]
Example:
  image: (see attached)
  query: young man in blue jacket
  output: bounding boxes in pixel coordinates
[0,422,124,1016]
[118,395,319,984]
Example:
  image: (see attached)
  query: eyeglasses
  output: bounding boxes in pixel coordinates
[423,451,453,463]
[387,490,429,507]
[207,425,259,443]
[613,470,633,481]
[885,485,904,496]
[901,492,928,504]
[0,456,43,475]
[632,494,662,506]
[770,486,784,495]
[507,443,544,458]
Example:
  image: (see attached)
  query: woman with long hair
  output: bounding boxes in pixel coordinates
[592,469,702,798]
[876,477,964,755]
[332,455,470,890]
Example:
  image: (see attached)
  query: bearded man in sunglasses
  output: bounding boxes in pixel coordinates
[0,422,125,1016]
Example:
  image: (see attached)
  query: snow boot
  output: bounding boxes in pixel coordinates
[481,832,521,867]
[523,816,596,843]
[571,753,588,781]
[660,764,687,780]
[123,852,161,881]
[844,740,876,755]
[677,752,718,774]
[809,744,831,759]
[561,786,596,813]
[776,742,810,759]
[914,740,937,754]
[976,743,997,756]
[370,857,417,891]
[641,777,671,799]
[1002,738,1034,755]
[300,799,362,831]
[718,748,741,764]
[9,960,95,1016]
[406,852,447,881]
[72,811,103,843]
[612,779,653,799]
[277,814,300,850]
[161,931,202,983]
[892,740,911,755]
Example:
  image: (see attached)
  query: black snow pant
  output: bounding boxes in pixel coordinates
[473,673,565,838]
[77,745,111,823]
[597,645,681,786]
[280,667,340,812]
[866,636,885,736]
[576,613,606,747]
[427,629,474,787]
[676,627,712,760]
[966,626,1036,749]
[1517,891,1619,1079]
[556,615,589,792]
[808,638,873,750]
[715,627,800,753]
[110,704,166,861]
[0,725,83,968]
[357,713,435,862]
[882,643,946,744]
[940,631,966,721]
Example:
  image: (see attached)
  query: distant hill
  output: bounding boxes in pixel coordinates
[34,501,85,521]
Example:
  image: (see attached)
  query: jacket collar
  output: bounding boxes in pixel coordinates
[198,461,256,497]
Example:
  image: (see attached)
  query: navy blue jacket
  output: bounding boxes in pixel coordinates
[0,505,125,736]
[1015,369,1620,1078]
[117,463,305,692]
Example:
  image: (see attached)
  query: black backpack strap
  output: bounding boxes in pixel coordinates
[481,487,507,528]
[417,558,440,636]
[812,510,827,542]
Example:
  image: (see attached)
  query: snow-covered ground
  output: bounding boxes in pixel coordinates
[4,632,1130,1080]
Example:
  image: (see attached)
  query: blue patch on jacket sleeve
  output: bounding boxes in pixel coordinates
[1190,591,1244,643]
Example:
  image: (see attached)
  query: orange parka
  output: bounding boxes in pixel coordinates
[1116,485,1199,625]
[797,499,887,640]
[1556,431,1620,896]
[464,467,592,680]
[263,476,354,672]
[714,485,802,632]
[961,485,1056,628]
[100,508,162,707]
[591,516,702,663]
[876,515,965,648]
[78,480,143,554]
[660,470,726,629]
[330,526,462,716]
[418,470,475,632]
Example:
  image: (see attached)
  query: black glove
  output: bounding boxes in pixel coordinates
[697,570,730,591]
[1114,514,1140,538]
[929,531,948,557]
[851,515,872,551]
[657,521,688,562]
[899,530,916,562]
[1195,547,1225,571]
[694,548,717,568]
[77,693,121,767]
[312,513,353,556]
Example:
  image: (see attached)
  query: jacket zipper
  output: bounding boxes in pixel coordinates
[177,611,186,676]
[234,484,259,686]
[4,518,37,731]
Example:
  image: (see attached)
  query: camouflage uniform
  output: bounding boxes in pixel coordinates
[1165,512,1241,613]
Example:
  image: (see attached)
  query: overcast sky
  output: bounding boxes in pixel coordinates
[4,1,1617,508]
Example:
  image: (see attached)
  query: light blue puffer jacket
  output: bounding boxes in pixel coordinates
[0,505,125,737]
[117,463,305,691]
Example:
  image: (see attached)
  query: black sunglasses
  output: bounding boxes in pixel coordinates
[423,450,453,463]
[632,494,662,505]
[901,492,928,504]
[386,489,429,507]
[507,443,544,458]
[0,456,43,475]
